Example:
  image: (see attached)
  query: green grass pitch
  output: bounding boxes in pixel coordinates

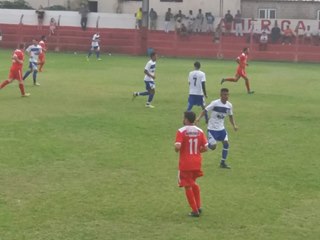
[0,49,319,240]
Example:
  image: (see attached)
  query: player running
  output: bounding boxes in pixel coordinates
[0,43,30,97]
[196,88,238,169]
[132,52,157,108]
[23,39,42,86]
[221,47,254,94]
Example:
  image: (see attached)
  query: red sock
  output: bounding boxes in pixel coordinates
[225,78,237,82]
[0,80,10,89]
[185,188,198,212]
[19,83,25,95]
[192,184,201,209]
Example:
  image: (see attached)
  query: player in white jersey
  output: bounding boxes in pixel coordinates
[132,52,157,108]
[187,61,208,123]
[23,39,42,86]
[87,33,101,60]
[196,88,238,169]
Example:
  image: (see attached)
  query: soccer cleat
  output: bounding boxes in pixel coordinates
[188,211,200,217]
[220,78,225,85]
[34,82,40,86]
[21,93,31,97]
[198,208,203,215]
[220,162,231,169]
[248,91,255,94]
[145,104,155,108]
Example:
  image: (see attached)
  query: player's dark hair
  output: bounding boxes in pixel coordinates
[184,111,196,124]
[243,47,248,52]
[41,35,46,40]
[150,51,156,58]
[194,61,201,69]
[220,88,229,93]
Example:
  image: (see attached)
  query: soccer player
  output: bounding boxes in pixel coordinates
[187,61,208,123]
[38,35,47,72]
[175,111,208,217]
[221,47,254,94]
[23,39,42,86]
[132,52,157,108]
[0,43,30,97]
[196,88,238,169]
[87,32,101,60]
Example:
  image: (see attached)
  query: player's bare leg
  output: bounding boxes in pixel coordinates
[243,76,254,94]
[221,74,240,84]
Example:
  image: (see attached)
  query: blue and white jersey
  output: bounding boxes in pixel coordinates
[91,33,100,47]
[205,99,233,131]
[188,70,206,96]
[26,44,42,63]
[144,59,156,82]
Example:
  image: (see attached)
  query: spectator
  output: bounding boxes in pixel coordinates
[271,20,281,43]
[35,5,45,29]
[187,10,195,33]
[259,31,268,51]
[312,29,320,46]
[164,8,173,33]
[234,10,243,37]
[214,23,222,43]
[135,7,143,29]
[149,8,158,30]
[174,10,185,22]
[282,25,295,45]
[79,3,89,31]
[205,12,215,33]
[179,23,188,37]
[49,17,57,36]
[224,10,233,35]
[195,9,204,33]
[303,25,312,45]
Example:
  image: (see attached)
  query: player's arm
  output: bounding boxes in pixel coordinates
[174,142,181,152]
[195,109,207,124]
[144,69,155,79]
[228,115,238,131]
[12,54,23,64]
[201,81,207,98]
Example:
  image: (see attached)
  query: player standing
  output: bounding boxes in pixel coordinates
[175,111,208,217]
[0,43,30,97]
[132,52,157,108]
[187,61,208,123]
[196,88,238,169]
[38,35,47,72]
[23,39,42,86]
[87,32,101,60]
[221,47,254,94]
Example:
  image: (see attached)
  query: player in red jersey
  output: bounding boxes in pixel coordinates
[0,43,30,97]
[221,47,254,94]
[175,111,208,217]
[38,35,47,72]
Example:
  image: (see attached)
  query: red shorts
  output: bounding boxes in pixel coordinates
[178,170,203,187]
[39,53,45,62]
[9,68,22,80]
[236,67,247,78]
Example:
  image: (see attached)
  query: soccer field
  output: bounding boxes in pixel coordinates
[0,49,319,240]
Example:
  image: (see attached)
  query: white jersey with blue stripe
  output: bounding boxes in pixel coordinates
[205,99,233,131]
[144,59,156,82]
[91,34,100,47]
[188,70,206,95]
[26,44,42,63]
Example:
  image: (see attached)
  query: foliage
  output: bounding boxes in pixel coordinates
[0,0,32,9]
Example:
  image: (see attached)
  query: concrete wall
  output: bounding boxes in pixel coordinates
[242,1,320,19]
